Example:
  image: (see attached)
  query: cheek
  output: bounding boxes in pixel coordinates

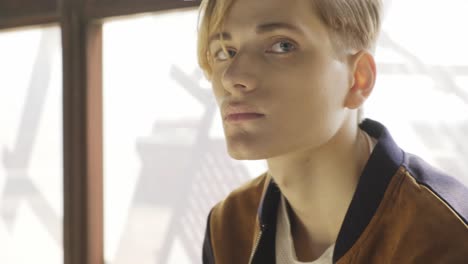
[270,61,348,123]
[302,59,350,108]
[210,77,224,105]
[282,69,330,106]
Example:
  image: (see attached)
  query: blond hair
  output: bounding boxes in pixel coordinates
[197,0,383,80]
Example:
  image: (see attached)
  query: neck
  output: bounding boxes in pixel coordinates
[266,117,372,247]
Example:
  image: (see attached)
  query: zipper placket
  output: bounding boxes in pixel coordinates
[248,224,266,264]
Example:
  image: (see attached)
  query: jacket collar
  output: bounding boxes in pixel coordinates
[254,118,404,263]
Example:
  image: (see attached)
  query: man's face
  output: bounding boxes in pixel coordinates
[209,0,353,160]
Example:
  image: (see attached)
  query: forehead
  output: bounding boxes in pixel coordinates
[223,0,311,27]
[219,0,327,39]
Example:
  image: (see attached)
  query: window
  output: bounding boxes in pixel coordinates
[0,25,63,264]
[367,0,468,185]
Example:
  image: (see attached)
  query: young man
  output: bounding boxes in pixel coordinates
[196,0,468,263]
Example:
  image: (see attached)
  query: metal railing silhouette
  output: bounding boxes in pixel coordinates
[1,27,62,248]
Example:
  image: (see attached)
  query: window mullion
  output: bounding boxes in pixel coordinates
[62,0,103,263]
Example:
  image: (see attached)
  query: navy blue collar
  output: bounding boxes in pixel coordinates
[254,119,404,263]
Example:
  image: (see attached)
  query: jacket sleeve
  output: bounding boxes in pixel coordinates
[202,208,215,264]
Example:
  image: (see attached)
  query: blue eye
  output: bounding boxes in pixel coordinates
[270,40,296,53]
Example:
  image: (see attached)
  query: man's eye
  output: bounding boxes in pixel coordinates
[212,40,295,61]
[214,49,236,61]
[272,40,296,53]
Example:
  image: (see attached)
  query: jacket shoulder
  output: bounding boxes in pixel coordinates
[347,155,468,263]
[207,171,269,264]
[403,153,468,225]
[387,154,468,261]
[211,171,268,224]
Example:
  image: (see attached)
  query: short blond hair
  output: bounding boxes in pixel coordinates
[196,0,383,80]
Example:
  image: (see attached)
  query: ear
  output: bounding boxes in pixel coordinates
[344,50,376,109]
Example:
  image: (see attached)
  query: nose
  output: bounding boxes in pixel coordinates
[221,52,258,95]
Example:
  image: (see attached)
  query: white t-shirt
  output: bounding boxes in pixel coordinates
[275,130,376,264]
[275,194,335,264]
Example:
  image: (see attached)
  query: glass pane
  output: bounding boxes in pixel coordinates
[0,26,63,264]
[103,9,267,264]
[367,0,468,186]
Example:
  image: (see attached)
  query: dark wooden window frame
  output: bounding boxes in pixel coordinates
[0,0,199,263]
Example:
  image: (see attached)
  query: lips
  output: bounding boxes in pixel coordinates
[225,113,265,122]
[222,103,265,121]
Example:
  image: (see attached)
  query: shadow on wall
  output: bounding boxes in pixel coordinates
[1,28,62,247]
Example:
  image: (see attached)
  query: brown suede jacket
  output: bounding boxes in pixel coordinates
[202,119,468,264]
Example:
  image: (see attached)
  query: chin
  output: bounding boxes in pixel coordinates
[226,145,267,161]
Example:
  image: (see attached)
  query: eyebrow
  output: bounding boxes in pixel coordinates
[208,22,304,45]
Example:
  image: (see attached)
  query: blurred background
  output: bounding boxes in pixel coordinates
[1,0,467,263]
